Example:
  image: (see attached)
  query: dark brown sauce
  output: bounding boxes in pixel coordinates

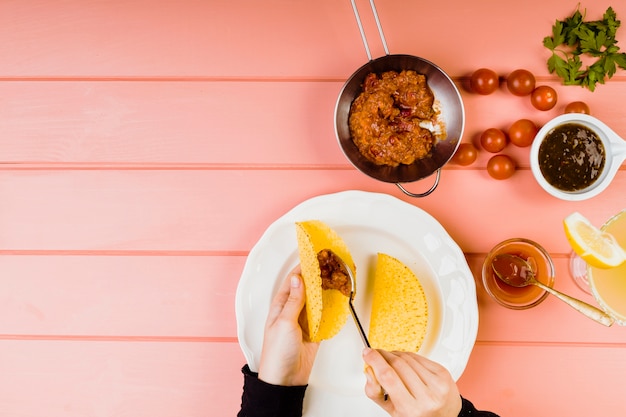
[538,123,605,191]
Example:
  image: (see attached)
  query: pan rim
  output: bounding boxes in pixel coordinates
[334,54,465,184]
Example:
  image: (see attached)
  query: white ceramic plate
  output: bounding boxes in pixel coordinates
[235,190,478,417]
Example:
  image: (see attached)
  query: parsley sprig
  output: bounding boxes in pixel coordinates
[543,6,626,91]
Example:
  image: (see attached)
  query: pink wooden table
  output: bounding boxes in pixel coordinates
[1,0,625,415]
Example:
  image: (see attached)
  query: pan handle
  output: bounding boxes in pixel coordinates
[395,169,441,198]
[350,0,389,61]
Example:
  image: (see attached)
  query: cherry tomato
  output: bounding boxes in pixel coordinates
[506,69,536,96]
[451,143,479,166]
[487,155,516,180]
[480,128,508,153]
[564,101,590,114]
[470,68,499,95]
[530,86,558,111]
[508,119,538,147]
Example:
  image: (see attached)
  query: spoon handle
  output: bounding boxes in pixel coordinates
[534,281,614,327]
[348,298,371,348]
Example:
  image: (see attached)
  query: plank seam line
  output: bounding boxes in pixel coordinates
[0,250,583,258]
[0,335,238,343]
[475,340,626,348]
[1,75,626,83]
[3,163,623,172]
[1,336,623,348]
[0,76,348,83]
[0,163,353,171]
[0,250,248,256]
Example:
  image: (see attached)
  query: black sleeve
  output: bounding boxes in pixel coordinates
[237,365,497,417]
[237,365,308,417]
[459,397,500,417]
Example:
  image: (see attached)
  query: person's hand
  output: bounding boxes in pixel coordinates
[258,269,320,386]
[362,348,462,417]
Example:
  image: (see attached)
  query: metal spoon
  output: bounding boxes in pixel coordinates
[327,250,388,401]
[326,250,371,348]
[491,253,614,327]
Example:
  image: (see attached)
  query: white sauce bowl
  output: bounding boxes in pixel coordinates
[530,113,626,201]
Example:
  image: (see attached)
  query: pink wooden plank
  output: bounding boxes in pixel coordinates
[1,81,625,165]
[1,340,624,417]
[1,169,624,254]
[1,0,624,78]
[0,0,358,78]
[0,81,348,165]
[0,255,244,337]
[0,340,246,417]
[458,343,626,416]
[2,255,626,345]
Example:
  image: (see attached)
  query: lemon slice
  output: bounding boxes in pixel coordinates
[564,212,626,268]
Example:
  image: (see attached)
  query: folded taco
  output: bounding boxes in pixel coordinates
[295,220,355,342]
[369,252,429,352]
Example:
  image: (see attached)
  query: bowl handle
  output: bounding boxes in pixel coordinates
[395,169,441,198]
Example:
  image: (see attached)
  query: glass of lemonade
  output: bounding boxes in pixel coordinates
[587,209,626,325]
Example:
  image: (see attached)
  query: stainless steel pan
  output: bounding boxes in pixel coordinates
[335,0,465,197]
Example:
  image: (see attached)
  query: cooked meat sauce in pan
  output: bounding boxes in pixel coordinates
[317,249,351,297]
[348,70,439,167]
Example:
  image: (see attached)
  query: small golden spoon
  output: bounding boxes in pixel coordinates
[492,253,614,327]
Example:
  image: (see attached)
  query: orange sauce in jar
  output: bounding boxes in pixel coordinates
[482,239,555,309]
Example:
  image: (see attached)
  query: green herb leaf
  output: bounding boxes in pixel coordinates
[544,6,626,91]
[548,53,569,79]
[543,35,556,50]
[552,20,566,46]
[563,55,583,85]
[613,52,626,69]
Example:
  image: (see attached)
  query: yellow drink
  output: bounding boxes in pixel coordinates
[588,209,626,325]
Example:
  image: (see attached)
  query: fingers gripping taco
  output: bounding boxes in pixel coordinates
[369,253,429,352]
[296,220,355,342]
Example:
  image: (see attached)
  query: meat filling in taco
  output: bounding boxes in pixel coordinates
[317,249,351,297]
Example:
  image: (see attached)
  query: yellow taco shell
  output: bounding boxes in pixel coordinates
[369,252,428,352]
[295,220,355,342]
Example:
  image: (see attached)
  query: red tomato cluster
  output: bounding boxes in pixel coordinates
[452,68,591,180]
[473,120,538,179]
[469,68,564,111]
